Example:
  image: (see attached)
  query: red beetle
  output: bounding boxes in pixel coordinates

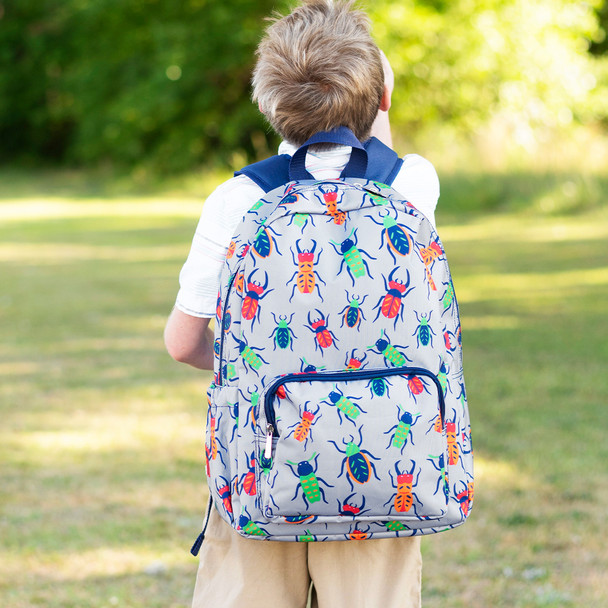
[307,309,338,353]
[373,268,413,328]
[241,269,272,325]
[240,453,257,496]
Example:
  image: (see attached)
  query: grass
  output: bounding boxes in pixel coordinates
[421,212,608,607]
[0,166,607,607]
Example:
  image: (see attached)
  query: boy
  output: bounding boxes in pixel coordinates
[165,2,439,606]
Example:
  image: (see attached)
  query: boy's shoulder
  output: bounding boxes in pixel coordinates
[201,173,267,228]
[204,145,439,226]
[401,153,439,176]
[395,154,440,194]
[234,137,407,195]
[209,172,266,205]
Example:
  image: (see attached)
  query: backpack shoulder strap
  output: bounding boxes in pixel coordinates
[234,154,292,193]
[363,137,404,186]
[235,136,403,194]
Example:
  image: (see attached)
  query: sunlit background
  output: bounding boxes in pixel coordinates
[1,1,607,607]
[2,0,608,172]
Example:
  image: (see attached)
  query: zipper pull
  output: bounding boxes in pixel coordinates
[264,424,274,460]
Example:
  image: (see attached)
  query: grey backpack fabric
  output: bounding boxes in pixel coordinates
[200,133,473,544]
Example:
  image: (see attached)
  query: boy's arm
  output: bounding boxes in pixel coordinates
[164,177,264,372]
[164,308,215,370]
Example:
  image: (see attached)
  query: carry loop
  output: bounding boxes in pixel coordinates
[289,126,368,181]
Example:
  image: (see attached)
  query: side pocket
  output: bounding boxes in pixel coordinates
[206,385,240,525]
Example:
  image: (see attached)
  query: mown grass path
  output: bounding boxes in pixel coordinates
[1,176,606,607]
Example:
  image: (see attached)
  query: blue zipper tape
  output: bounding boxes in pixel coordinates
[263,366,445,435]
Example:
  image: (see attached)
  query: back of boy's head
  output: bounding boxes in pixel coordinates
[253,0,384,146]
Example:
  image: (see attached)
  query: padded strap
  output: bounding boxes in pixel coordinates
[364,137,404,186]
[235,154,292,192]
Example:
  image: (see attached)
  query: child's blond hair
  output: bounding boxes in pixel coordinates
[252,0,384,146]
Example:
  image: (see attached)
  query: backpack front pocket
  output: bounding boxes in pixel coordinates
[258,367,450,524]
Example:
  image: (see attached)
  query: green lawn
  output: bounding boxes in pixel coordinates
[1,168,606,607]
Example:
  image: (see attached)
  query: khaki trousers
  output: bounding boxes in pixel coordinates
[192,507,422,608]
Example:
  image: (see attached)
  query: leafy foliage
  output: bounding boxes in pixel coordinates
[590,0,608,55]
[0,0,606,172]
[369,0,608,140]
[0,0,289,171]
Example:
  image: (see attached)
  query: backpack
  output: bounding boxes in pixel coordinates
[193,127,473,550]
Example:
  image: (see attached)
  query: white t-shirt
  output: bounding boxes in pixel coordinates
[175,143,440,318]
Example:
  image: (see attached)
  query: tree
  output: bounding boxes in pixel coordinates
[0,0,606,171]
[0,0,289,170]
[590,0,608,55]
[369,0,608,143]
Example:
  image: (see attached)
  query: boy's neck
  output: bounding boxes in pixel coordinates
[279,141,352,156]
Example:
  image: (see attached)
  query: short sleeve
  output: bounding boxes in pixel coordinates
[391,154,440,229]
[174,175,265,317]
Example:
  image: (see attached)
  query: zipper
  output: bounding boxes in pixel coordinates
[264,423,274,460]
[217,273,236,385]
[263,366,445,437]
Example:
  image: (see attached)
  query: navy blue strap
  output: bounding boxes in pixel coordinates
[289,127,368,181]
[235,131,403,193]
[364,137,404,185]
[190,495,214,556]
[235,154,292,192]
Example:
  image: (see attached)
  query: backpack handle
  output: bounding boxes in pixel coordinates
[289,126,368,181]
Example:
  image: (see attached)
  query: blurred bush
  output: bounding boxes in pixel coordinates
[0,0,606,173]
[370,0,608,135]
[0,0,289,172]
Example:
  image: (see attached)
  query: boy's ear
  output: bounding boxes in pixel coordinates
[258,102,266,115]
[379,84,392,113]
